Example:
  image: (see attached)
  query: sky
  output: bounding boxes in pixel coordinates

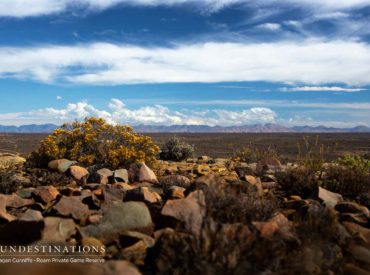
[0,0,369,127]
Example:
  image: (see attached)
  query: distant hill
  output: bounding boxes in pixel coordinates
[0,123,369,133]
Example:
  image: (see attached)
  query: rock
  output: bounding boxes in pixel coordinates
[129,162,158,184]
[235,163,257,178]
[253,213,295,240]
[1,193,34,208]
[197,155,212,164]
[164,186,185,199]
[17,187,35,199]
[194,164,211,175]
[33,186,60,204]
[344,263,370,275]
[102,184,126,203]
[335,201,369,217]
[68,165,89,183]
[161,190,205,236]
[244,175,260,185]
[88,168,113,184]
[60,186,82,196]
[340,213,368,227]
[19,209,43,222]
[318,187,343,208]
[124,187,161,204]
[261,181,278,189]
[102,260,141,275]
[41,217,76,242]
[0,197,15,222]
[257,157,282,174]
[348,244,370,265]
[82,237,105,255]
[343,222,370,243]
[83,201,153,243]
[111,168,129,183]
[48,159,77,173]
[0,153,26,169]
[160,175,191,190]
[53,196,90,220]
[185,174,226,195]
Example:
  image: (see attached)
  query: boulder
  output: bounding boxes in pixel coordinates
[185,174,226,195]
[161,190,205,236]
[160,175,191,190]
[48,159,77,173]
[129,162,158,184]
[83,201,153,243]
[33,186,60,204]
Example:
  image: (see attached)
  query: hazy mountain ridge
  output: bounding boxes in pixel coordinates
[0,123,369,133]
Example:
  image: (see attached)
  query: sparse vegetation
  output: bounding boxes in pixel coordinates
[27,117,160,169]
[159,135,194,161]
[234,143,280,163]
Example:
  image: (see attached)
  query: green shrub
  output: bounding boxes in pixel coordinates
[27,117,160,169]
[159,136,194,162]
[320,155,370,196]
[296,136,329,171]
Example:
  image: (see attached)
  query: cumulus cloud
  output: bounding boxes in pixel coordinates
[1,0,370,17]
[281,86,367,92]
[0,99,277,126]
[1,41,370,85]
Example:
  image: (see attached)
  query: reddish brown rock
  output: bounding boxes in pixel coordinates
[343,222,370,243]
[185,174,226,195]
[161,190,205,236]
[68,165,89,183]
[53,196,90,220]
[165,186,185,199]
[124,187,161,204]
[88,168,113,184]
[33,186,60,204]
[129,162,158,184]
[335,201,369,217]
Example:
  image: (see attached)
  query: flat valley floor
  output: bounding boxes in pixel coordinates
[0,133,369,162]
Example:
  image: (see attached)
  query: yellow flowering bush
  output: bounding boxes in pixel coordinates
[28,117,160,169]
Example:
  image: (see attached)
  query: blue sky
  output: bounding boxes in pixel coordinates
[0,0,369,127]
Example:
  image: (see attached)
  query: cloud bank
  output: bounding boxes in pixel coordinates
[282,86,367,92]
[1,41,370,85]
[0,99,276,126]
[1,0,370,17]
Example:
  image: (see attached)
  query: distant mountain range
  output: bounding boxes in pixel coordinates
[0,123,369,133]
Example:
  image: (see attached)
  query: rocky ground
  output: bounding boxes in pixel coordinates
[0,153,369,274]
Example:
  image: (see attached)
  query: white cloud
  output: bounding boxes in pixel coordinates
[1,41,370,85]
[0,99,277,126]
[281,86,367,92]
[1,0,370,17]
[257,23,281,31]
[56,96,62,100]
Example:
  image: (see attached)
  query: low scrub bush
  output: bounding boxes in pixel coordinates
[27,117,160,169]
[320,155,370,196]
[159,136,194,162]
